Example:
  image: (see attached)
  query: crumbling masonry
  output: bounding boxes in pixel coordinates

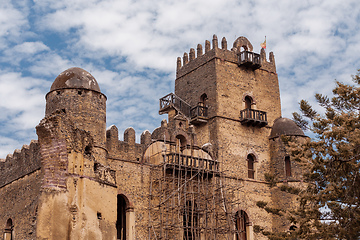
[0,35,307,240]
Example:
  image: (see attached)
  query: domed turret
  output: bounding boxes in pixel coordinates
[50,67,101,92]
[269,117,305,139]
[45,67,107,163]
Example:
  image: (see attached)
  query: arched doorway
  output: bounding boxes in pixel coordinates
[183,201,199,240]
[117,195,127,240]
[235,210,249,240]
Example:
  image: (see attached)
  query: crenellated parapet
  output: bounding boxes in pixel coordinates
[0,140,41,187]
[106,125,151,162]
[176,35,276,77]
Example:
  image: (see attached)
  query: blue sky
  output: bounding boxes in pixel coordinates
[1,0,360,158]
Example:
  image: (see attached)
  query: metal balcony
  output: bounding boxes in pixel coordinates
[240,109,268,127]
[238,51,261,69]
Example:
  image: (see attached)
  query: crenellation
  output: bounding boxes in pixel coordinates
[197,44,203,57]
[0,140,40,187]
[205,40,211,52]
[189,48,195,61]
[212,34,218,49]
[140,130,151,145]
[221,37,227,50]
[124,127,136,144]
[176,57,182,71]
[183,52,189,65]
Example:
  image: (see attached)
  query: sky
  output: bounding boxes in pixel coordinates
[0,0,360,158]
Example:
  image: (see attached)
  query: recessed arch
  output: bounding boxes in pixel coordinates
[199,93,208,106]
[175,134,187,152]
[4,218,14,240]
[116,194,134,240]
[235,210,250,240]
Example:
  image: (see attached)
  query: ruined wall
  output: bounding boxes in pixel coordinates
[35,111,117,240]
[0,140,40,187]
[0,170,42,240]
[0,140,42,239]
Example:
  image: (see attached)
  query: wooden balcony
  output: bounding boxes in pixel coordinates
[164,153,218,176]
[190,105,208,124]
[238,51,261,69]
[240,109,268,127]
[159,93,191,117]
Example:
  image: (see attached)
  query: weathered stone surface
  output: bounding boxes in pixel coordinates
[0,36,308,240]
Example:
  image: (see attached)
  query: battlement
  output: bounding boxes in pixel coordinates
[176,35,276,78]
[106,125,151,162]
[0,140,41,187]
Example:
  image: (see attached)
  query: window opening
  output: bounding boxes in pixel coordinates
[117,195,127,240]
[199,93,208,107]
[247,154,255,179]
[4,218,13,240]
[285,156,291,177]
[244,96,252,109]
[183,201,199,240]
[235,210,248,240]
[176,135,187,153]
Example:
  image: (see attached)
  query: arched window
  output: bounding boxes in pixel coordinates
[244,96,252,109]
[117,195,127,240]
[285,156,291,177]
[199,93,208,107]
[176,135,187,153]
[247,154,255,179]
[235,210,249,240]
[4,218,13,240]
[183,201,199,240]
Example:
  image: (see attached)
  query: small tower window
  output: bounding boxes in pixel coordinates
[4,218,14,240]
[247,154,255,179]
[285,156,291,177]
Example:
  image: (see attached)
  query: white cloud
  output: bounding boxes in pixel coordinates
[1,0,360,157]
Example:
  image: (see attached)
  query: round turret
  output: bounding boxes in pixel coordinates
[49,67,101,92]
[45,67,107,162]
[269,117,305,139]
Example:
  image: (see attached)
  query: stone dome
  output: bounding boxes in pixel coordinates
[269,117,306,139]
[50,67,101,92]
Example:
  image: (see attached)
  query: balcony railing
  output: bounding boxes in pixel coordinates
[165,153,218,174]
[240,109,268,127]
[159,93,209,124]
[159,93,191,117]
[238,51,261,69]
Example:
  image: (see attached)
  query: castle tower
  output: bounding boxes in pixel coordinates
[35,68,116,240]
[45,67,107,164]
[173,36,280,178]
[159,35,288,237]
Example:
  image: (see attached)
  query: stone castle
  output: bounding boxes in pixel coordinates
[0,35,307,240]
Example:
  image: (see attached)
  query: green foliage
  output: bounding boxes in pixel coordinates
[287,69,360,239]
[280,185,301,195]
[264,173,278,187]
[264,207,283,216]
